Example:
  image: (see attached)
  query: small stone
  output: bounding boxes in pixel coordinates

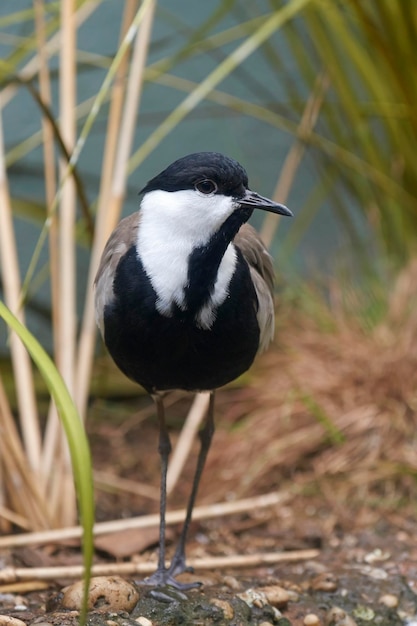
[258,585,290,608]
[210,599,234,620]
[304,613,321,625]
[0,617,28,626]
[222,575,241,591]
[0,595,16,605]
[326,607,345,624]
[286,589,300,603]
[352,605,375,621]
[325,606,357,626]
[259,622,274,626]
[61,576,139,612]
[271,607,284,620]
[364,548,390,564]
[238,588,267,608]
[311,572,338,592]
[361,566,388,580]
[135,618,153,626]
[379,594,399,608]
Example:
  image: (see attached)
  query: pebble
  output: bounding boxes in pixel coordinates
[326,607,343,624]
[311,572,338,592]
[325,606,357,626]
[0,597,15,604]
[364,548,390,563]
[257,585,290,608]
[0,596,26,609]
[61,576,139,612]
[0,617,27,626]
[379,593,399,608]
[238,588,268,609]
[286,589,300,603]
[352,605,375,621]
[210,598,234,620]
[304,613,321,625]
[135,618,153,626]
[222,575,242,591]
[360,565,387,580]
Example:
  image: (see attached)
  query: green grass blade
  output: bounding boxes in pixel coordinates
[0,301,94,626]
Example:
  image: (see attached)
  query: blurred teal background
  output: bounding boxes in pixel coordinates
[0,1,392,352]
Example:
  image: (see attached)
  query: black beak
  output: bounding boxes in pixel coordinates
[238,189,293,217]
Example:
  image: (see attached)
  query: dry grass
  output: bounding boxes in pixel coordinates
[198,262,417,518]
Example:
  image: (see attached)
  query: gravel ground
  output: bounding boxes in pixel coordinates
[1,521,417,626]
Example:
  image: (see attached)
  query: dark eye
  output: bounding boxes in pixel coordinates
[195,179,217,195]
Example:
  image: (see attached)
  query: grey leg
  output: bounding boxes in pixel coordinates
[143,391,215,591]
[168,390,215,578]
[155,394,172,574]
[142,394,173,585]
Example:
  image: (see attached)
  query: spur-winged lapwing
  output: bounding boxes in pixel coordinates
[94,151,292,589]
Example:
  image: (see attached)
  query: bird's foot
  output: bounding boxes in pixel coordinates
[139,566,201,596]
[148,586,188,603]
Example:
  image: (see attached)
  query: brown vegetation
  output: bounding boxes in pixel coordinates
[195,261,417,519]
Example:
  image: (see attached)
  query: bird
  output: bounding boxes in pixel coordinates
[94,151,292,590]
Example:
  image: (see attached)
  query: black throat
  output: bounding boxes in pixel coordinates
[183,206,253,315]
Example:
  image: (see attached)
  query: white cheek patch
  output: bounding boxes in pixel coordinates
[137,189,238,320]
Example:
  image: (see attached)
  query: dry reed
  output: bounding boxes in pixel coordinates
[0,491,290,548]
[0,548,319,585]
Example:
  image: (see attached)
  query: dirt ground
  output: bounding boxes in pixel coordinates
[2,491,417,625]
[2,298,417,625]
[2,384,417,625]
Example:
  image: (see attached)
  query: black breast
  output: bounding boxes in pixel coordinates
[103,245,260,393]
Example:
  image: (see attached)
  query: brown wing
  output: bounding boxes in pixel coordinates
[94,213,140,335]
[234,223,275,352]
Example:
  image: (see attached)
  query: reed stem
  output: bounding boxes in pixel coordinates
[0,105,41,474]
[75,0,156,418]
[54,0,77,526]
